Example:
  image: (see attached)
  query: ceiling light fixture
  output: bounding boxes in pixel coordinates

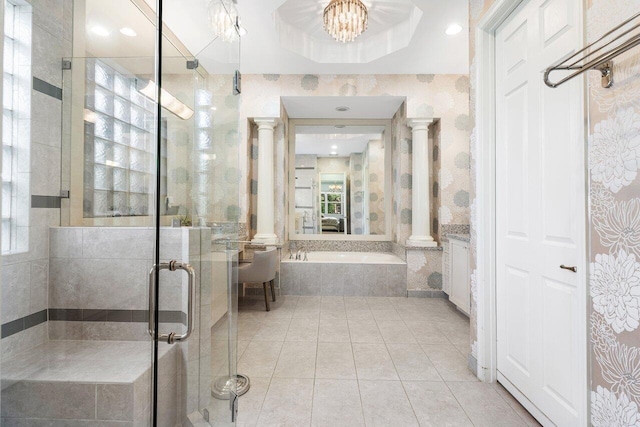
[445,23,462,35]
[335,106,350,112]
[91,25,110,37]
[323,0,368,43]
[120,27,137,37]
[331,145,338,149]
[208,0,241,43]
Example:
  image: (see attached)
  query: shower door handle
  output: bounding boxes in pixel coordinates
[148,260,196,344]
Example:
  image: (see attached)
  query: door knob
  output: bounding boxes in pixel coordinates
[560,265,577,273]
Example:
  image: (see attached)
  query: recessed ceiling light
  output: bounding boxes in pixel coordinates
[120,27,137,37]
[335,106,350,112]
[330,152,338,156]
[91,25,110,37]
[331,145,338,149]
[334,124,346,129]
[445,23,462,35]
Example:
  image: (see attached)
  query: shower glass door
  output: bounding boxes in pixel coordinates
[155,0,241,425]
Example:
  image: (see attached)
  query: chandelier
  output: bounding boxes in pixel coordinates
[208,0,239,43]
[323,0,369,43]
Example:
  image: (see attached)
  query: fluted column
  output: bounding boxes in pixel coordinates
[252,118,279,244]
[407,118,437,247]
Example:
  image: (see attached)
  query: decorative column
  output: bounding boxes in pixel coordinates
[407,118,437,247]
[252,118,279,245]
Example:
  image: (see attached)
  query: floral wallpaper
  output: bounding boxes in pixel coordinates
[470,0,640,423]
[350,153,365,233]
[587,0,640,423]
[365,139,386,235]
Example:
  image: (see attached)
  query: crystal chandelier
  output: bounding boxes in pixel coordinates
[208,0,239,43]
[323,0,369,43]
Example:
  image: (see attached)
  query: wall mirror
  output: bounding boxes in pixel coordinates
[289,119,392,241]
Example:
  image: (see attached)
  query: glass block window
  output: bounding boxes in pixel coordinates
[83,59,165,218]
[2,0,30,254]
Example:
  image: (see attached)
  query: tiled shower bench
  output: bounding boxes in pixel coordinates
[1,340,178,426]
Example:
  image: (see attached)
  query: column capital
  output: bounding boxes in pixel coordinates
[254,118,278,130]
[407,118,434,131]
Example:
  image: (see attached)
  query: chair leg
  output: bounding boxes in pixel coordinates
[263,282,270,311]
[270,280,276,302]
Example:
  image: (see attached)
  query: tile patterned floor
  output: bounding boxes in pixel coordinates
[230,296,541,427]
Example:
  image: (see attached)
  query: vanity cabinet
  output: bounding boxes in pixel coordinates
[448,239,470,315]
[442,243,451,294]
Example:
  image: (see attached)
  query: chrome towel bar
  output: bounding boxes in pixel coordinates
[544,11,640,88]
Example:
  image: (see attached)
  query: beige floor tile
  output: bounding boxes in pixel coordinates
[421,344,479,382]
[273,341,317,379]
[257,378,314,427]
[236,377,270,426]
[352,343,398,380]
[359,380,419,427]
[320,307,347,320]
[237,341,283,379]
[343,297,369,310]
[371,308,402,321]
[492,383,542,426]
[311,379,365,427]
[318,318,351,343]
[348,320,383,343]
[447,382,527,427]
[346,309,375,321]
[403,320,450,345]
[252,319,291,342]
[387,343,441,381]
[402,381,472,426]
[377,320,418,344]
[315,342,357,380]
[286,318,319,342]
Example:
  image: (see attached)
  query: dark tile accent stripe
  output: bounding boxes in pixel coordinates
[158,310,184,323]
[1,309,48,338]
[108,310,132,322]
[33,77,62,100]
[1,308,189,339]
[132,310,149,323]
[49,308,82,321]
[24,310,48,329]
[83,309,107,322]
[47,309,187,325]
[31,195,62,209]
[1,318,24,338]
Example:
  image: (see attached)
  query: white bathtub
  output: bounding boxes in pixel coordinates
[279,251,407,296]
[282,251,405,265]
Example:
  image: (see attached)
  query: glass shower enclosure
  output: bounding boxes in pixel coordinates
[0,0,241,425]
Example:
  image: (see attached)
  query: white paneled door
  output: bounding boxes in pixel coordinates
[495,0,586,425]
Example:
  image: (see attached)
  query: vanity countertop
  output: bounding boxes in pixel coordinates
[444,233,471,243]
